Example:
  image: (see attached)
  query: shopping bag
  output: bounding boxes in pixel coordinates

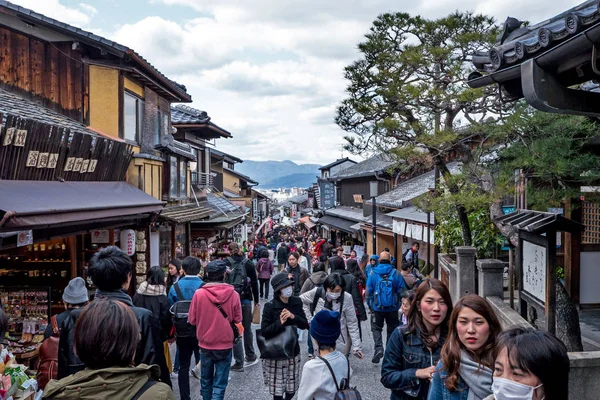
[163,341,173,373]
[252,304,261,324]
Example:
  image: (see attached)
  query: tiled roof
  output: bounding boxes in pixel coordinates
[288,193,309,204]
[386,206,435,224]
[319,157,357,171]
[197,192,245,223]
[0,89,98,137]
[323,206,393,230]
[0,0,190,101]
[171,105,211,125]
[210,148,243,164]
[330,154,396,180]
[367,162,461,209]
[159,203,213,223]
[155,138,196,160]
[468,1,600,85]
[223,167,258,185]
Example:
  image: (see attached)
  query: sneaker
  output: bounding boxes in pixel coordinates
[244,356,259,367]
[230,362,244,372]
[372,349,384,364]
[191,366,200,380]
[170,371,178,379]
[307,354,315,360]
[245,355,257,363]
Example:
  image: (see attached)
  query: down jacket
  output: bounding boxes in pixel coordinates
[300,288,362,356]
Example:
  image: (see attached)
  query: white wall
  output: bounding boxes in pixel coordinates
[580,252,600,304]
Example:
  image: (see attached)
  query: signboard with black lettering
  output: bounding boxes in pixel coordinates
[320,181,336,209]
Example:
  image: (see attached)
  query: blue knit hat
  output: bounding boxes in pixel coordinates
[310,310,341,346]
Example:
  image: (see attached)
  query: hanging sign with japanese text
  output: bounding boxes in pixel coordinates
[120,229,136,256]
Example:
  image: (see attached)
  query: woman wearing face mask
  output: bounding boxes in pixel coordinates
[484,327,569,400]
[381,279,453,400]
[261,273,310,400]
[427,295,503,400]
[300,273,364,359]
[286,252,309,296]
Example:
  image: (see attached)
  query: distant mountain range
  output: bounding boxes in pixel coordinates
[236,160,320,189]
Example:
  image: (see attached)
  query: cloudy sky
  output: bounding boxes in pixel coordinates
[12,0,581,165]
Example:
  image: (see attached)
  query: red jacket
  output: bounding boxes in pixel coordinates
[188,283,241,350]
[315,239,326,258]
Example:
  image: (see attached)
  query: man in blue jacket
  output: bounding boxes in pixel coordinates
[366,251,405,364]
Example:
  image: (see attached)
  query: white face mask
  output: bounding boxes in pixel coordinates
[281,287,293,298]
[492,377,544,400]
[326,292,341,300]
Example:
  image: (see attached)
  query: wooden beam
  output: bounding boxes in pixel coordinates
[171,223,176,261]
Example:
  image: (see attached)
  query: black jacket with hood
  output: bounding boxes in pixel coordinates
[332,269,368,322]
[58,289,171,386]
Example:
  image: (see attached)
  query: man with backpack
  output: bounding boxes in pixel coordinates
[168,256,204,400]
[225,242,260,371]
[366,251,405,364]
[276,240,289,272]
[189,260,242,400]
[401,243,426,289]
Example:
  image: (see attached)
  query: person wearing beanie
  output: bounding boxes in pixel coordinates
[43,277,89,339]
[297,310,352,400]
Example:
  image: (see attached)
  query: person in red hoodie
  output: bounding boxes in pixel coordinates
[188,260,241,400]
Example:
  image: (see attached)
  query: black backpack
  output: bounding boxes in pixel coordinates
[169,282,197,338]
[227,257,251,298]
[319,355,362,400]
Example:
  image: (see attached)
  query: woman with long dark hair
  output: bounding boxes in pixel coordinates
[485,327,569,400]
[428,294,502,400]
[166,259,182,293]
[381,278,453,400]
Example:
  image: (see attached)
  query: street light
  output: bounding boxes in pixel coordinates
[370,181,378,255]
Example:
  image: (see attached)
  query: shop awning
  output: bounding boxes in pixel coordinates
[158,203,213,224]
[318,215,358,234]
[0,180,164,232]
[299,216,316,230]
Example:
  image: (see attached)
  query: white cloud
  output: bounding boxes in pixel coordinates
[7,0,588,164]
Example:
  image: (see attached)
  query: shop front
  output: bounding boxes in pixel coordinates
[0,180,163,363]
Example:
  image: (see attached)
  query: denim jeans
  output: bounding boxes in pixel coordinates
[174,343,200,373]
[177,337,200,400]
[233,301,256,364]
[200,348,232,400]
[307,331,314,355]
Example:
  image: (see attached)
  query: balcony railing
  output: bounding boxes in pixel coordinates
[191,171,215,188]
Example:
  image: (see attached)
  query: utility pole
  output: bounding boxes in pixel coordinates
[370,181,378,255]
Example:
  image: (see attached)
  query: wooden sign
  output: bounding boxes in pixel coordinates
[48,154,58,169]
[26,151,39,167]
[3,127,15,146]
[73,158,83,172]
[353,194,364,203]
[14,129,27,146]
[88,159,98,172]
[64,157,75,171]
[80,159,90,173]
[37,153,49,168]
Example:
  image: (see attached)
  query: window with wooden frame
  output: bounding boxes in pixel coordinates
[168,156,188,199]
[123,91,144,143]
[582,201,600,244]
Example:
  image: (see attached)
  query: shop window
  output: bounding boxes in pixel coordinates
[582,201,600,244]
[124,91,144,143]
[168,156,188,199]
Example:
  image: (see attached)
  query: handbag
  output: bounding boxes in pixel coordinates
[256,325,298,360]
[252,304,261,325]
[37,315,59,389]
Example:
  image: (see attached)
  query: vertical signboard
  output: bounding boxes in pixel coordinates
[320,181,336,209]
[291,204,298,218]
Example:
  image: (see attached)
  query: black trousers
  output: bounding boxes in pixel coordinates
[371,311,400,353]
[177,336,200,400]
[259,278,270,298]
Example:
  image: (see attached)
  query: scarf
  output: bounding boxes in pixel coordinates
[459,350,493,400]
[95,289,134,307]
[136,281,167,296]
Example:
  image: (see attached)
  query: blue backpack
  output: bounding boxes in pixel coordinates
[374,271,398,311]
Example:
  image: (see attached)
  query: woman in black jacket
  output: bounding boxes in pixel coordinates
[133,266,172,342]
[261,273,309,400]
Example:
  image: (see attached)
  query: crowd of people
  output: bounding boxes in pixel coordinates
[23,225,571,400]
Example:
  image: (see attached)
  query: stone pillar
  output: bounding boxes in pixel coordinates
[477,259,506,298]
[455,246,477,299]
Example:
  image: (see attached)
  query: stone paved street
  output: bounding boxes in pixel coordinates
[171,297,392,400]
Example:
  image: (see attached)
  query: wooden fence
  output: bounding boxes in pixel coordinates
[0,113,132,181]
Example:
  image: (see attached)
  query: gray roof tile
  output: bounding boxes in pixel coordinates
[319,157,357,171]
[171,105,211,125]
[367,162,461,209]
[330,154,396,180]
[0,89,98,137]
